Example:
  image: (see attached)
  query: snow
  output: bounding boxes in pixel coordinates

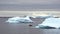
[35,17,60,29]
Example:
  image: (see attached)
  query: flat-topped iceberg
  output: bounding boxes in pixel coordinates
[6,16,33,23]
[35,17,60,29]
[35,14,53,18]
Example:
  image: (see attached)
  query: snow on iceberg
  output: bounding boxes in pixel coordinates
[35,17,60,29]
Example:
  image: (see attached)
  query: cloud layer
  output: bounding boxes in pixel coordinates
[0,0,60,4]
[0,0,60,10]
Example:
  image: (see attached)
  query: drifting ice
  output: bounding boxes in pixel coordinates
[35,17,60,29]
[6,16,33,23]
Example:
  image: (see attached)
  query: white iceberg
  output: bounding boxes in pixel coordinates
[35,14,53,18]
[35,17,60,29]
[6,16,33,23]
[6,17,21,23]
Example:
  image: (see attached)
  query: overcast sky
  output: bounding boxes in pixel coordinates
[0,0,60,10]
[0,0,60,4]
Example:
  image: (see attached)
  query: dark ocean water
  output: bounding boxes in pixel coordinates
[0,17,60,34]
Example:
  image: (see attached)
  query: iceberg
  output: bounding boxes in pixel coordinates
[35,17,60,29]
[35,15,53,18]
[6,17,21,23]
[6,16,33,23]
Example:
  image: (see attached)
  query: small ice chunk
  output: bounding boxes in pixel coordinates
[35,26,40,28]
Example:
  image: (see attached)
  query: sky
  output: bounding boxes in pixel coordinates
[0,0,60,4]
[0,0,60,11]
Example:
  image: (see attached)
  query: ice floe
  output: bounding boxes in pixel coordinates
[6,16,33,23]
[35,17,60,29]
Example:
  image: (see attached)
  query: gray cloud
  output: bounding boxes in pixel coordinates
[0,0,60,4]
[0,0,60,10]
